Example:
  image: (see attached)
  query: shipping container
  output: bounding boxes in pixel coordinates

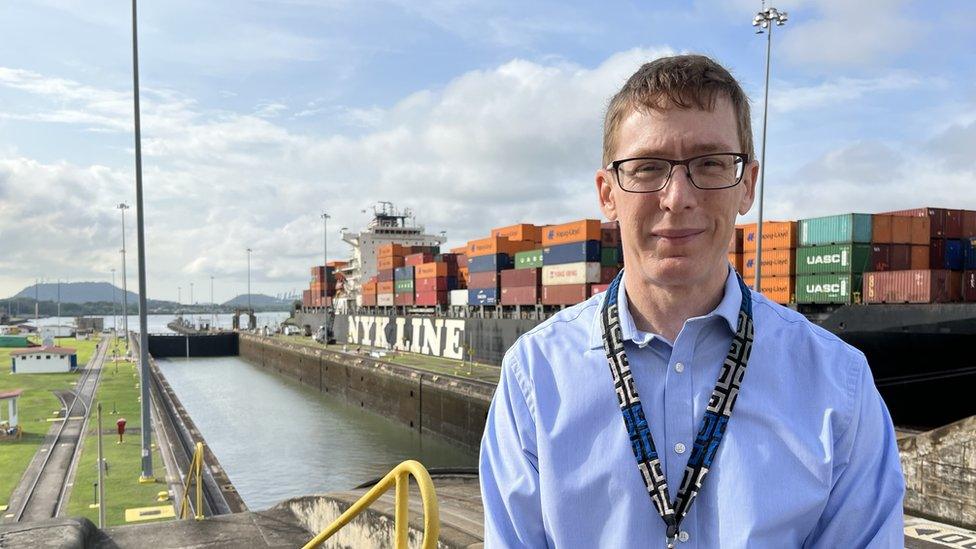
[515,249,544,269]
[871,215,892,244]
[467,236,537,258]
[870,244,890,272]
[949,271,962,302]
[964,238,976,270]
[889,244,911,270]
[601,246,621,266]
[394,292,415,306]
[377,243,406,258]
[944,239,964,270]
[378,256,405,270]
[799,213,873,246]
[501,268,541,288]
[415,276,457,292]
[415,262,453,279]
[310,266,335,280]
[468,271,499,288]
[863,270,954,304]
[908,245,928,270]
[728,252,743,274]
[963,211,976,238]
[377,281,394,294]
[394,266,415,280]
[890,216,912,244]
[543,240,601,265]
[601,223,622,248]
[468,287,499,306]
[964,271,976,302]
[361,294,377,307]
[795,274,861,304]
[468,253,513,273]
[377,269,394,283]
[394,280,414,293]
[377,293,394,307]
[885,207,946,239]
[491,223,542,243]
[591,284,611,296]
[542,262,602,286]
[448,289,469,307]
[449,245,467,255]
[748,276,794,305]
[405,253,433,267]
[456,253,469,268]
[743,248,795,278]
[946,209,964,239]
[601,266,620,284]
[542,219,602,246]
[740,221,797,252]
[436,253,461,265]
[414,291,448,307]
[728,227,744,253]
[542,284,590,305]
[500,286,539,306]
[795,244,872,276]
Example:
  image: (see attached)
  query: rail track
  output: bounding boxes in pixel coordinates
[12,337,110,522]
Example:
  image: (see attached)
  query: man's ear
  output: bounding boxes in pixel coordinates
[597,169,618,221]
[738,160,760,215]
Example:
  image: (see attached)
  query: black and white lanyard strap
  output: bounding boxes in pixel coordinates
[600,270,755,548]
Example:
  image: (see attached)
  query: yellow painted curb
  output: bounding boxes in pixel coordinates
[124,505,175,523]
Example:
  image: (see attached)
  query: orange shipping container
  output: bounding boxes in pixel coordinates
[467,236,538,258]
[890,216,911,244]
[728,228,744,253]
[377,256,405,270]
[416,262,449,279]
[542,219,602,246]
[749,275,794,304]
[909,217,930,245]
[491,223,542,243]
[742,249,795,278]
[377,281,394,293]
[377,243,406,258]
[728,252,743,274]
[450,245,467,255]
[872,215,893,244]
[910,245,929,270]
[740,221,797,252]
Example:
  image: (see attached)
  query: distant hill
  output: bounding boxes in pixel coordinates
[222,294,293,309]
[13,282,139,304]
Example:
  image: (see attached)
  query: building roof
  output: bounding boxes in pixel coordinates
[0,389,24,399]
[10,346,77,356]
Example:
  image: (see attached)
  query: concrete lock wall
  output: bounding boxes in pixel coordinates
[148,333,240,357]
[900,415,976,529]
[238,334,493,451]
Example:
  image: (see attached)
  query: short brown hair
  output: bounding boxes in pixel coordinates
[602,54,754,167]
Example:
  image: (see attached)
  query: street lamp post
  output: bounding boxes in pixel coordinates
[751,3,788,291]
[321,212,330,312]
[118,203,130,343]
[111,268,117,332]
[246,248,252,313]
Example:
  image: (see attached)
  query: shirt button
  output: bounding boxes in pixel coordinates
[674,362,685,373]
[674,443,686,454]
[678,531,690,542]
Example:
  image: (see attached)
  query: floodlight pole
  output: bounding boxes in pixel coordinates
[118,203,130,345]
[131,0,153,480]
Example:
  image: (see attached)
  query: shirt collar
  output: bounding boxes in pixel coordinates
[588,264,742,350]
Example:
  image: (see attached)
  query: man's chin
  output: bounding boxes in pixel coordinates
[635,256,712,287]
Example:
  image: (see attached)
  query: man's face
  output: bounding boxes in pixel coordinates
[596,95,758,289]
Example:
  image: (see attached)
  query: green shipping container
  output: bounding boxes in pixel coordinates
[795,274,862,304]
[799,214,873,246]
[394,279,414,293]
[600,246,621,266]
[0,335,31,347]
[515,249,544,269]
[795,244,872,275]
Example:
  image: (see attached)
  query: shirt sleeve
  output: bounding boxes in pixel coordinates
[804,352,905,548]
[479,348,548,548]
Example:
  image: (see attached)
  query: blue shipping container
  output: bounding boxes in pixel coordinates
[543,240,602,265]
[468,287,498,306]
[945,239,963,271]
[394,266,414,280]
[467,253,513,273]
[964,238,976,270]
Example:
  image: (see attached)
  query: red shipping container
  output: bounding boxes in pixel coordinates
[405,253,433,267]
[890,216,912,244]
[500,286,539,306]
[601,222,622,248]
[377,269,395,282]
[591,284,611,296]
[438,253,461,265]
[963,211,976,238]
[394,292,415,306]
[889,244,911,271]
[910,246,929,270]
[963,271,976,302]
[542,284,590,305]
[414,290,447,306]
[500,268,541,288]
[361,293,377,307]
[469,271,499,288]
[870,244,890,271]
[601,266,620,284]
[416,277,453,292]
[862,270,952,303]
[946,210,964,239]
[949,271,962,302]
[728,227,744,253]
[929,239,945,271]
[456,254,469,268]
[885,207,946,238]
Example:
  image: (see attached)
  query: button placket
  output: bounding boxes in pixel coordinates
[664,326,698,499]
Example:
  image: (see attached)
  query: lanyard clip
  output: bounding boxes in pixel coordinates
[666,523,678,548]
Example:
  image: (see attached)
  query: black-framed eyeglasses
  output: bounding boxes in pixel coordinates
[606,152,749,193]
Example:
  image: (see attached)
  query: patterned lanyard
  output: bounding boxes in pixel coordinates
[600,270,754,548]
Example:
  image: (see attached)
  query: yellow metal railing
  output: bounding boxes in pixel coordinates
[303,460,439,549]
[178,442,205,521]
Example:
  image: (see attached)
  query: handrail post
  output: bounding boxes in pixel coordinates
[194,442,203,520]
[395,471,408,548]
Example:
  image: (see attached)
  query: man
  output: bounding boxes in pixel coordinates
[479,55,904,548]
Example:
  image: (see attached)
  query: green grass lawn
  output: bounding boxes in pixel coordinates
[65,358,171,526]
[273,334,501,384]
[0,334,102,509]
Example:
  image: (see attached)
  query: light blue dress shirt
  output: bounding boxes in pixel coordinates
[479,267,905,548]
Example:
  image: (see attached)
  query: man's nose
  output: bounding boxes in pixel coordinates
[659,165,699,212]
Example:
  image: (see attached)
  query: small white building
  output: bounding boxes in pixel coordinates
[11,346,78,374]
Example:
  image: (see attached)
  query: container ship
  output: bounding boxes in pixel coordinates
[293,204,976,428]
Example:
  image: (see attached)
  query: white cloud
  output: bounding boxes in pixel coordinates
[769,73,922,113]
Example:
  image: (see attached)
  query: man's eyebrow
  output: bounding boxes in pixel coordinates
[628,142,736,158]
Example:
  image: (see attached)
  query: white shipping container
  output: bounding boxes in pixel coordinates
[542,262,601,286]
[377,293,394,307]
[449,289,468,307]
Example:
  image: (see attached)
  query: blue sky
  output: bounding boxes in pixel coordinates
[1,0,974,301]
